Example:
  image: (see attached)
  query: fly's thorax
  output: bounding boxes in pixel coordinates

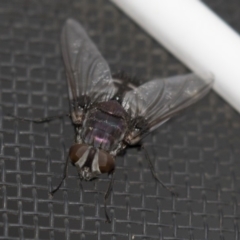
[69,143,115,180]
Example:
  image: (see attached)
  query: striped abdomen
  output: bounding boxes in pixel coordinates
[81,100,128,152]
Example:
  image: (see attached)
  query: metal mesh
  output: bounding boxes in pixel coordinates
[0,0,240,239]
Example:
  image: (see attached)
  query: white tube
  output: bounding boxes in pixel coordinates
[111,0,240,113]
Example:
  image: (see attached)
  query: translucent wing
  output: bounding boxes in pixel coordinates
[61,19,117,109]
[123,73,213,142]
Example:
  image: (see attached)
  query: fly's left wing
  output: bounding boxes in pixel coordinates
[122,73,214,143]
[61,19,117,122]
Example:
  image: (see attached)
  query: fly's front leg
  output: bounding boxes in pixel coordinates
[104,172,115,223]
[8,113,70,123]
[49,156,70,197]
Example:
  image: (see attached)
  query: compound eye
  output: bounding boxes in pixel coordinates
[98,150,115,173]
[69,144,89,164]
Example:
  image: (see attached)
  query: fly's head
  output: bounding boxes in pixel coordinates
[69,143,115,181]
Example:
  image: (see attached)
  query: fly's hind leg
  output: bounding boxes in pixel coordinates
[125,135,177,196]
[8,113,70,123]
[141,144,177,196]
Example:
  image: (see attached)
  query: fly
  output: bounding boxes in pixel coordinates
[12,19,214,222]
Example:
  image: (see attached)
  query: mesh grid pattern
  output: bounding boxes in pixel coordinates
[0,0,240,239]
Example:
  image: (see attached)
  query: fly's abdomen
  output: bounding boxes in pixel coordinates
[82,108,127,152]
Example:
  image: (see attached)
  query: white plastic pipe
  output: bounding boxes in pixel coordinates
[111,0,240,113]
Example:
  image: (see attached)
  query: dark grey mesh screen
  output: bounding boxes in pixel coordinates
[0,0,240,239]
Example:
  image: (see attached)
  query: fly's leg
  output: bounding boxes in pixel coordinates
[125,132,177,196]
[104,172,115,223]
[8,113,70,123]
[141,144,178,196]
[49,156,70,197]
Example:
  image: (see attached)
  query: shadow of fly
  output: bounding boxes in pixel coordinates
[12,19,213,222]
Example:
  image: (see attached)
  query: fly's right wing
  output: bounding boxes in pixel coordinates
[61,19,117,119]
[122,73,214,143]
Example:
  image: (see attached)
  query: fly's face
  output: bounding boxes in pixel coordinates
[69,143,115,181]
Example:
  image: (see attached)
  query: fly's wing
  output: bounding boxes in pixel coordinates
[122,73,213,143]
[61,19,117,111]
